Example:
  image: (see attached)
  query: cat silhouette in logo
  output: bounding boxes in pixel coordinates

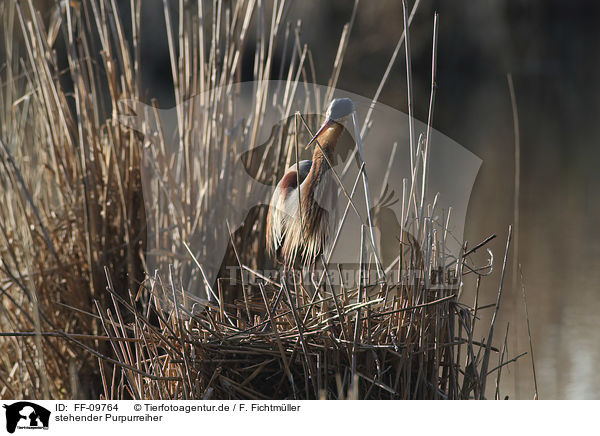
[3,402,50,433]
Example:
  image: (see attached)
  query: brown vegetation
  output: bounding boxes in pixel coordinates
[0,0,523,399]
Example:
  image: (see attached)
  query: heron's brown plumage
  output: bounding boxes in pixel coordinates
[278,169,299,191]
[266,118,345,268]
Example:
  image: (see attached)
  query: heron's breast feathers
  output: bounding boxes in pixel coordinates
[267,169,337,267]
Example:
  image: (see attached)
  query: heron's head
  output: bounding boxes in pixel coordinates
[306,98,355,149]
[325,98,355,123]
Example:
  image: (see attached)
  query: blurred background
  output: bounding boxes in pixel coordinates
[16,0,600,399]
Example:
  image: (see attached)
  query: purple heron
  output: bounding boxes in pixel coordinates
[266,98,355,269]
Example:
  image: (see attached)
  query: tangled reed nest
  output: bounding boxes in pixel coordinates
[99,228,513,400]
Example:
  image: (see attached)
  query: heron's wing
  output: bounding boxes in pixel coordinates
[266,160,312,257]
[284,160,312,185]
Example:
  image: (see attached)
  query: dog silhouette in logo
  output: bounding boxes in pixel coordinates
[3,402,50,433]
[117,82,482,304]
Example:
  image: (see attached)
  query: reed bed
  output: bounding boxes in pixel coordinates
[97,228,513,400]
[0,0,523,400]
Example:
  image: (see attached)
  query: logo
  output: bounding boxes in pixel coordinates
[3,402,50,433]
[118,81,482,307]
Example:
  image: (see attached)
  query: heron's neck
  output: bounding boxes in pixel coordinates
[301,121,343,210]
[309,121,343,171]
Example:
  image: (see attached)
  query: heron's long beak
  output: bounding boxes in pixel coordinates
[305,118,334,149]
